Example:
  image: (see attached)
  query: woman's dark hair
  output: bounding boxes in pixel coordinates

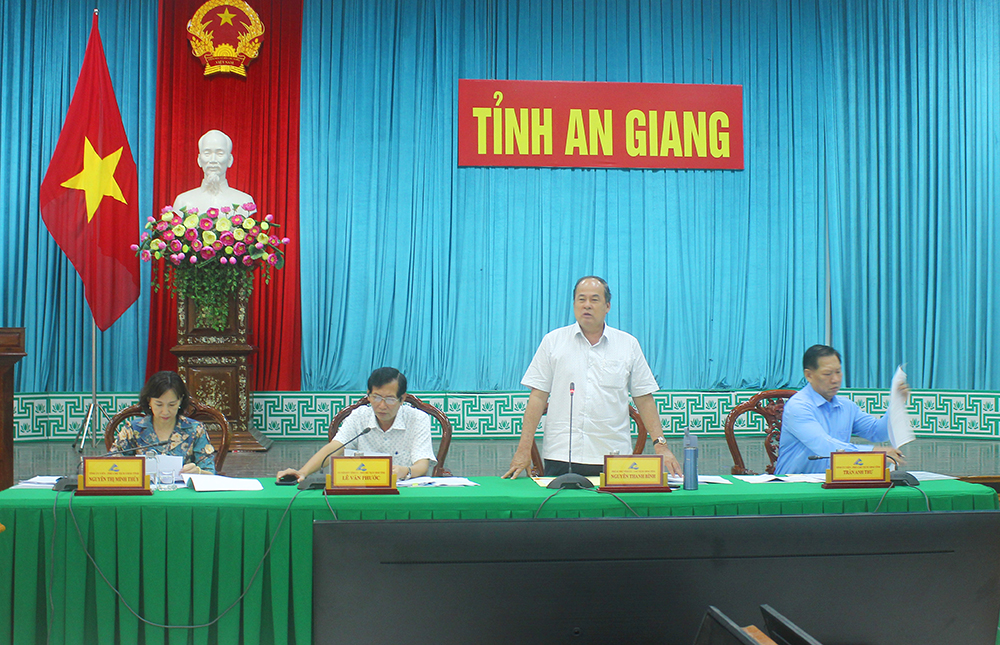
[139,371,191,416]
[367,367,407,398]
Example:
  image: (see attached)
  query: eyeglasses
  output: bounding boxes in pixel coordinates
[370,394,400,406]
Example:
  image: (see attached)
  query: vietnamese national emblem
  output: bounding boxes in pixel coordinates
[186,0,264,77]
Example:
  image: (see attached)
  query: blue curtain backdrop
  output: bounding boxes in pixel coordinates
[0,0,157,392]
[821,0,1000,390]
[2,0,997,393]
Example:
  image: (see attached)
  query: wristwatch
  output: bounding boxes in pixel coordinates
[652,436,668,446]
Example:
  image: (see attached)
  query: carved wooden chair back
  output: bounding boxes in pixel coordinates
[327,394,453,477]
[528,404,648,477]
[104,398,232,473]
[723,389,797,475]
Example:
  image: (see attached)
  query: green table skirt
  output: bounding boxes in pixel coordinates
[1,476,995,644]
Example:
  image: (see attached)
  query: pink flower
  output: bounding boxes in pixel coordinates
[255,242,265,250]
[220,232,235,245]
[242,202,256,212]
[200,248,216,260]
[242,255,253,266]
[170,254,182,266]
[281,237,290,245]
[231,214,243,226]
[147,216,157,223]
[264,214,274,222]
[187,207,200,215]
[219,257,228,265]
[160,205,174,214]
[249,226,260,237]
[141,233,150,242]
[155,221,169,232]
[177,253,185,261]
[221,206,231,214]
[269,235,280,246]
[206,207,219,218]
[171,215,183,226]
[199,218,213,230]
[229,257,237,265]
[162,231,175,242]
[169,240,183,252]
[267,254,278,266]
[189,256,198,264]
[184,229,198,241]
[140,250,151,262]
[191,240,203,252]
[234,242,246,255]
[212,241,223,251]
[130,244,140,252]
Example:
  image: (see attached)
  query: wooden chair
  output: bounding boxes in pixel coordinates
[723,389,797,475]
[528,404,649,477]
[104,398,232,474]
[328,394,453,477]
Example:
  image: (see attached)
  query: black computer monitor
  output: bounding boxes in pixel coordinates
[313,511,1000,643]
[693,606,759,645]
[760,604,823,645]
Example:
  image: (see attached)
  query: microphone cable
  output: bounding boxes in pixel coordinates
[52,486,302,633]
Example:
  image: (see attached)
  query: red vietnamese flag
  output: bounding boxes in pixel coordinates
[39,12,140,331]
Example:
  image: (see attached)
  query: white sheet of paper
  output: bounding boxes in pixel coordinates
[732,474,783,483]
[888,364,916,449]
[775,474,827,483]
[183,473,264,492]
[907,471,957,481]
[397,476,480,487]
[666,474,733,485]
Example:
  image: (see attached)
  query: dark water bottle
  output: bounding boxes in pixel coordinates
[683,427,698,491]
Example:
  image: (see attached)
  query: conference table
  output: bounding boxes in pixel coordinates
[0,476,995,644]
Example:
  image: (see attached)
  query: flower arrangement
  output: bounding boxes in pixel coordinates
[133,202,290,331]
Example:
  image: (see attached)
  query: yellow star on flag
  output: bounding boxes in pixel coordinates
[60,136,127,222]
[217,7,236,25]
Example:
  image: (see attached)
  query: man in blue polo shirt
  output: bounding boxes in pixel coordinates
[775,345,907,474]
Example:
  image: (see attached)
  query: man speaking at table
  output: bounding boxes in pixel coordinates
[503,276,681,479]
[775,344,908,474]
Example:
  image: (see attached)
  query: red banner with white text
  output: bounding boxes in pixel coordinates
[458,80,743,170]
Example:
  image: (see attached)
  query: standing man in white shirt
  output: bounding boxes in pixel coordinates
[276,367,436,482]
[503,276,682,478]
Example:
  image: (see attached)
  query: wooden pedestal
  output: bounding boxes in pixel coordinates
[171,286,271,451]
[0,329,27,490]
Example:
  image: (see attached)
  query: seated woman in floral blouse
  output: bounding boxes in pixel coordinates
[112,371,217,474]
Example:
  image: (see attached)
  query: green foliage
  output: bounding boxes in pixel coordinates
[170,263,254,331]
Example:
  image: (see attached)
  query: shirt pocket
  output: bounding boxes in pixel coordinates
[595,359,628,389]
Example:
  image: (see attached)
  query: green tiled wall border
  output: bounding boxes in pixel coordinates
[12,390,1000,441]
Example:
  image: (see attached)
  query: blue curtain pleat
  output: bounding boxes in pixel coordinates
[0,0,156,392]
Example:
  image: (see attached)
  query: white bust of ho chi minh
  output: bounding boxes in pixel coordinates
[172,129,255,213]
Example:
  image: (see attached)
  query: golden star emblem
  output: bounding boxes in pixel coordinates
[217,7,236,25]
[60,137,127,222]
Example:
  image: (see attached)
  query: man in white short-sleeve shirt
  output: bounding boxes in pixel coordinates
[276,367,436,483]
[503,277,681,478]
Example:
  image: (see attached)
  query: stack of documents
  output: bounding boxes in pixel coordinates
[10,476,62,489]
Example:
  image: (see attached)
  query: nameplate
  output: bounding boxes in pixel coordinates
[822,452,891,489]
[598,455,671,493]
[75,457,152,496]
[326,456,399,495]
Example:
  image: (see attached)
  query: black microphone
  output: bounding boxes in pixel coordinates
[548,381,594,489]
[53,439,174,491]
[297,427,374,490]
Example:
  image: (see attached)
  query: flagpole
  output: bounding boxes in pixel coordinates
[74,319,111,452]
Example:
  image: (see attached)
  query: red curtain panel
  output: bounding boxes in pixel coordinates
[147,0,302,390]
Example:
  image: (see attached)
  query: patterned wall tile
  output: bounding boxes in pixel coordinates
[13,390,1000,442]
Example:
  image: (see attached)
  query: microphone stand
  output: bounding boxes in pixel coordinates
[548,382,594,489]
